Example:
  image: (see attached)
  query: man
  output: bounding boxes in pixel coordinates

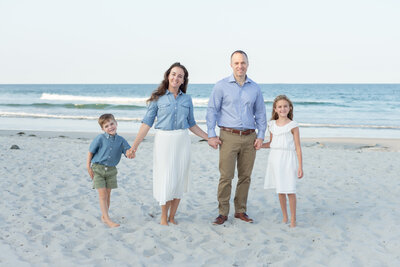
[206,50,266,225]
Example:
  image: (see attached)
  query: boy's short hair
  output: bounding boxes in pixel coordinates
[98,114,116,128]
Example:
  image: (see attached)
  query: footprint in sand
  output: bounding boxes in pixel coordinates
[235,249,252,258]
[143,249,156,257]
[85,221,95,228]
[159,252,174,263]
[31,223,42,230]
[52,224,65,231]
[256,248,269,257]
[61,210,72,216]
[41,232,52,246]
[73,203,86,209]
[280,245,288,251]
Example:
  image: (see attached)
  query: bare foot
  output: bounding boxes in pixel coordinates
[102,216,120,228]
[160,218,169,226]
[282,215,288,224]
[168,217,178,225]
[290,221,296,228]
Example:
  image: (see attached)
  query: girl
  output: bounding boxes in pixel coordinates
[127,62,208,226]
[262,95,303,228]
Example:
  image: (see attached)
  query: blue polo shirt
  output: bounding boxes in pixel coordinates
[89,133,131,167]
[142,90,196,130]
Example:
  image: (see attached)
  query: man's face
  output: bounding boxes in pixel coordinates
[102,119,117,136]
[230,53,248,78]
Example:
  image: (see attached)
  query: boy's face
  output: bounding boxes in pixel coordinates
[101,119,117,136]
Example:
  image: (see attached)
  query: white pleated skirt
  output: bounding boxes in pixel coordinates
[153,129,191,205]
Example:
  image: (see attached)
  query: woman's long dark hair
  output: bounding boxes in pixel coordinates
[147,62,189,103]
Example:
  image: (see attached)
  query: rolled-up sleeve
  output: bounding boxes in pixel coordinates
[142,100,158,127]
[254,90,267,139]
[187,96,196,128]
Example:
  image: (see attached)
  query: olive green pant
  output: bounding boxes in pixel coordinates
[218,130,257,216]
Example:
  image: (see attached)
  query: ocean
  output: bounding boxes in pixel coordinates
[0,84,399,138]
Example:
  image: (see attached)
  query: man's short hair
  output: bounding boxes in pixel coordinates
[98,114,116,128]
[230,50,248,61]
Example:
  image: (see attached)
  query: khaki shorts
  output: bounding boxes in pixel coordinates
[92,164,118,189]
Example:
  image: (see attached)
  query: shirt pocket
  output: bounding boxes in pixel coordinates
[157,103,171,116]
[179,102,190,118]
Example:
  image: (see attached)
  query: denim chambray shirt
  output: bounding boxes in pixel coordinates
[142,90,196,130]
[89,133,131,166]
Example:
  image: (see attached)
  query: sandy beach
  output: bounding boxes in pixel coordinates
[1,130,399,266]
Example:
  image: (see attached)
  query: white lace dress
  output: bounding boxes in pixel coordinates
[264,120,299,193]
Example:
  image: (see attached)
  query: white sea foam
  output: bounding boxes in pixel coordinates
[299,123,400,129]
[0,111,143,122]
[40,93,210,107]
[192,98,209,107]
[40,93,148,105]
[1,111,399,130]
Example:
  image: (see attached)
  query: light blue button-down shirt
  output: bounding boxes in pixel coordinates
[89,133,131,166]
[206,74,267,139]
[142,90,196,130]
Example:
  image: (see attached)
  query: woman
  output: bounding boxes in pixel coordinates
[128,62,208,225]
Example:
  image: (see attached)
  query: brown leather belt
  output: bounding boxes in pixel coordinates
[220,127,255,136]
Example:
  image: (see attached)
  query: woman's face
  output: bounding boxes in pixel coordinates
[168,67,185,90]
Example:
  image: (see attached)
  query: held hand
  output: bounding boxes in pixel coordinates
[88,167,94,180]
[126,148,136,159]
[298,168,303,178]
[254,138,263,150]
[208,136,222,149]
[261,142,270,149]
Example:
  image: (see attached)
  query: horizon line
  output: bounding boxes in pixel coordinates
[1,82,400,85]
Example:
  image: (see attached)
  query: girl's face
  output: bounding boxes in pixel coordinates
[274,99,291,118]
[168,67,185,90]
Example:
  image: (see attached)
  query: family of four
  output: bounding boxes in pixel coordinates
[86,50,304,229]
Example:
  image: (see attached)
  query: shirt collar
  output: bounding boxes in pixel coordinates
[104,133,117,139]
[166,89,183,95]
[229,74,251,84]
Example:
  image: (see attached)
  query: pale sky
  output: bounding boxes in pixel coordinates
[0,0,399,83]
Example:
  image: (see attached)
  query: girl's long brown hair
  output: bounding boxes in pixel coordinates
[147,62,189,103]
[271,95,294,120]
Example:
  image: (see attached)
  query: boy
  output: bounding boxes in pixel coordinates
[87,114,132,228]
